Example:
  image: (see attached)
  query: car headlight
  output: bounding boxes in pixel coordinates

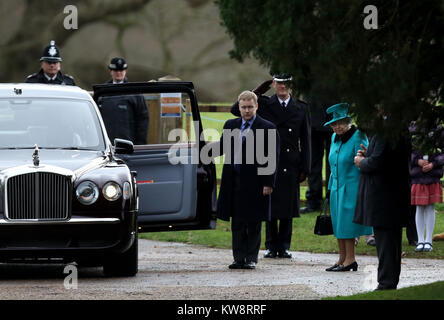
[76,181,99,205]
[103,181,122,201]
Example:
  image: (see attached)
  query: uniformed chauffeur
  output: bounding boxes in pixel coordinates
[231,73,311,259]
[25,40,76,85]
[98,57,149,145]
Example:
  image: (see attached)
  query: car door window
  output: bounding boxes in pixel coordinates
[97,92,197,146]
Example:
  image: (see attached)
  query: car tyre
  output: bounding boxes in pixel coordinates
[103,234,138,277]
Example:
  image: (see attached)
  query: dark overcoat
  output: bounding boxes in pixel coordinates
[216,115,280,222]
[231,94,311,218]
[353,135,411,228]
[98,79,149,145]
[25,70,76,85]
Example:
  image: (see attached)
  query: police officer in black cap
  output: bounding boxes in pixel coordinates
[231,73,311,259]
[25,40,76,85]
[107,57,129,84]
[98,57,149,145]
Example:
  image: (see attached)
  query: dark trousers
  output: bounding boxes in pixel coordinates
[231,172,262,263]
[406,205,418,244]
[265,218,292,253]
[231,217,262,263]
[374,226,403,289]
[305,130,331,209]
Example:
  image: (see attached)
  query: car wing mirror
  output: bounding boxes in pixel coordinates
[114,138,134,154]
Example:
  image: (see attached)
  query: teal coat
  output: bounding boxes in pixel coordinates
[328,126,373,239]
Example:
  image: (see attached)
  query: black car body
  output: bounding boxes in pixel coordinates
[0,83,217,276]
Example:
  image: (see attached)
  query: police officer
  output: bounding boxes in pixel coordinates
[98,57,149,145]
[25,40,76,85]
[300,84,336,213]
[107,57,129,84]
[231,73,311,259]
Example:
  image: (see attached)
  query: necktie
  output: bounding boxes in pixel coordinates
[282,101,286,108]
[241,121,250,143]
[234,121,250,173]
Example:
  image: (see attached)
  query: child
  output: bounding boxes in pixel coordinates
[410,151,444,252]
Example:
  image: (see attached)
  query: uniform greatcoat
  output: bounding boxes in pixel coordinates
[25,69,76,86]
[98,78,149,145]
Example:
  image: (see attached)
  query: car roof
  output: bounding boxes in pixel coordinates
[0,83,92,100]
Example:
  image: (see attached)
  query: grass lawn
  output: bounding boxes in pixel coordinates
[325,281,444,300]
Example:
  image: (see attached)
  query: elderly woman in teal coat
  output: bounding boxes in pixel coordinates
[324,103,373,272]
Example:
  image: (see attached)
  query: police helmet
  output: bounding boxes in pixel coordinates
[40,40,62,62]
[108,57,128,70]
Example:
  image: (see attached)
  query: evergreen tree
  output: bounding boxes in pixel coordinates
[217,0,444,142]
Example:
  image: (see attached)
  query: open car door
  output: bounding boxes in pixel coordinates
[93,82,217,232]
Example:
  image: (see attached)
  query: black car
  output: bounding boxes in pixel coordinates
[0,82,217,276]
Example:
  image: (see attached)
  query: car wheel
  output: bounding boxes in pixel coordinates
[103,234,138,277]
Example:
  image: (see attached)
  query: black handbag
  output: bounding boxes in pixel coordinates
[314,199,333,236]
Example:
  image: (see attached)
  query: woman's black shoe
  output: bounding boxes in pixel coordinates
[325,264,339,271]
[332,261,358,271]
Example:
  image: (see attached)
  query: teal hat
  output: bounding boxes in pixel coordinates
[323,103,351,126]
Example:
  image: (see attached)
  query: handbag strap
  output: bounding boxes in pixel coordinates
[319,198,331,216]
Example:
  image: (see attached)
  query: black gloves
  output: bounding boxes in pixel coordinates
[252,80,273,96]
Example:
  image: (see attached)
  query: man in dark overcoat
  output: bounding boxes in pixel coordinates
[25,40,76,85]
[98,57,149,145]
[217,90,279,269]
[231,74,311,258]
[354,134,411,290]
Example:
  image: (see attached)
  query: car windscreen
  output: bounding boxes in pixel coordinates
[0,98,105,150]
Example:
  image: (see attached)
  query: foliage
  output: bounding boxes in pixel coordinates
[216,0,444,142]
[410,107,444,155]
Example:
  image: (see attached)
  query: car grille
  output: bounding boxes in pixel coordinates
[6,172,72,221]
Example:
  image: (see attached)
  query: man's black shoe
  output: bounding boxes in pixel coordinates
[408,240,418,246]
[228,261,244,269]
[242,261,256,269]
[300,206,319,214]
[278,251,292,258]
[264,250,277,258]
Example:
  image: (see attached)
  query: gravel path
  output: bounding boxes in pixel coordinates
[0,239,443,300]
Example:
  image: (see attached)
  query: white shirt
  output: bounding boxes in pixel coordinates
[278,96,291,107]
[44,73,57,81]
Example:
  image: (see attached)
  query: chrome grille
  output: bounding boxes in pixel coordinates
[6,172,72,221]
